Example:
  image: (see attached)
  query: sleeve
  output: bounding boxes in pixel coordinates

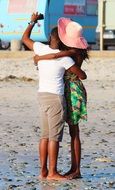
[63,57,75,70]
[33,42,45,55]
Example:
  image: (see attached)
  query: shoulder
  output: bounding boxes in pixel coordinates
[62,56,74,62]
[61,56,75,70]
[33,42,49,54]
[33,42,46,49]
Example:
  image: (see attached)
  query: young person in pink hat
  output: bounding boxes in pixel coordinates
[34,17,89,179]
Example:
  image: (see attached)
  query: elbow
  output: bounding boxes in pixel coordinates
[21,35,26,44]
[80,73,87,80]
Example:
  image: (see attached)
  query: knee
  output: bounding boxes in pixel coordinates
[69,129,75,137]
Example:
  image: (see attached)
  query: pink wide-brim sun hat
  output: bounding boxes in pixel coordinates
[58,17,88,49]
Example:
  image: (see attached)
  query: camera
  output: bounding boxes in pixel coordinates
[39,13,44,20]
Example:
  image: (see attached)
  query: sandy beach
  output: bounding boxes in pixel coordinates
[0,54,115,190]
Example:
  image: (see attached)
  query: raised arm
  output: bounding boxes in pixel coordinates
[22,12,43,50]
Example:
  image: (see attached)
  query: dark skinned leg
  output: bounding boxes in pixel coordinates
[47,140,66,180]
[65,124,81,179]
[39,138,49,179]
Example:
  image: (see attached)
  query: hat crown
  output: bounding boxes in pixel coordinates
[66,22,83,38]
[58,17,88,49]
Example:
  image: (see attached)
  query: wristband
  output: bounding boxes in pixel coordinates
[28,21,36,26]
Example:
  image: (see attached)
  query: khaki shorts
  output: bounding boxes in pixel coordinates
[38,92,66,142]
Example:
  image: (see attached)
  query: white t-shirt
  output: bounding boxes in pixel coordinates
[33,42,75,95]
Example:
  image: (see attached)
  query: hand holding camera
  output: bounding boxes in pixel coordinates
[31,12,44,23]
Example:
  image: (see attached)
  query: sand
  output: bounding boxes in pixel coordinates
[0,55,115,190]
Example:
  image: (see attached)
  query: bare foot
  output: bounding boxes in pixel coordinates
[38,169,48,180]
[64,169,73,176]
[67,171,81,179]
[47,172,67,181]
[38,174,47,180]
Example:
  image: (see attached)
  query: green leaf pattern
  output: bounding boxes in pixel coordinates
[64,73,87,125]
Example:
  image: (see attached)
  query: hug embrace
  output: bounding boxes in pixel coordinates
[22,12,89,181]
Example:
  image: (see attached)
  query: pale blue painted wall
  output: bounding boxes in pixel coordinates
[0,0,98,43]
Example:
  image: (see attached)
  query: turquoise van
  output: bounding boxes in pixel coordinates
[0,0,98,48]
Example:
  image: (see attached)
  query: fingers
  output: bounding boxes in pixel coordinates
[32,12,38,16]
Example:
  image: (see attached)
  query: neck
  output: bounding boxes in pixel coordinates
[49,41,59,49]
[49,45,58,49]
